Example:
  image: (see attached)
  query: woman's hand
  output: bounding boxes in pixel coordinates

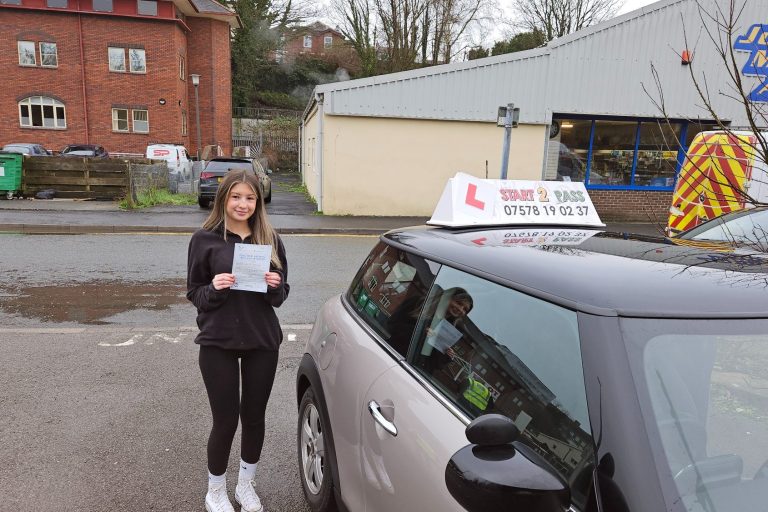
[212,273,236,290]
[265,272,282,289]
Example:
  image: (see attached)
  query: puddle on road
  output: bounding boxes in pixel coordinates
[0,279,188,324]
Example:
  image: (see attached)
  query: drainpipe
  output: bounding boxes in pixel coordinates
[77,0,89,143]
[298,120,303,186]
[316,92,324,213]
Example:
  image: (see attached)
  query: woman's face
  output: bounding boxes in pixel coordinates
[225,182,258,225]
[447,298,471,318]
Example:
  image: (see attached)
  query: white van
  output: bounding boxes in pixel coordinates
[146,144,192,181]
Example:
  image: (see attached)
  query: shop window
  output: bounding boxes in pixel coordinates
[92,0,113,11]
[46,0,67,6]
[18,41,35,66]
[137,0,157,15]
[132,109,149,133]
[129,48,146,73]
[303,35,312,48]
[112,108,129,132]
[324,35,333,48]
[589,120,638,186]
[108,47,126,71]
[40,42,58,67]
[18,96,66,129]
[634,122,683,187]
[545,119,591,182]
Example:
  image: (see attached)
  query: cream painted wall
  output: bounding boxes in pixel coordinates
[302,107,320,203]
[315,115,546,216]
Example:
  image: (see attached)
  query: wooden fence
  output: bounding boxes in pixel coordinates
[22,156,168,200]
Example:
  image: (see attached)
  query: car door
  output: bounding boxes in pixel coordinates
[360,364,468,511]
[361,264,598,511]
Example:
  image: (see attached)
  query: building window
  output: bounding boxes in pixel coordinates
[324,35,332,48]
[303,35,312,48]
[108,47,126,72]
[1,0,22,5]
[181,110,188,136]
[40,42,58,67]
[179,54,185,80]
[129,48,146,73]
[546,115,721,190]
[137,0,157,16]
[18,41,36,66]
[92,0,113,11]
[112,108,129,132]
[46,0,67,6]
[18,96,66,129]
[132,109,149,133]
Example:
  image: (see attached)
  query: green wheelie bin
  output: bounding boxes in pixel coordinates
[0,152,23,199]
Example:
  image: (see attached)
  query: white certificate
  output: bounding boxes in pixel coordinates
[231,243,271,293]
[427,319,463,353]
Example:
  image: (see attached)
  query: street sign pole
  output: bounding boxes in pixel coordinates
[498,103,520,180]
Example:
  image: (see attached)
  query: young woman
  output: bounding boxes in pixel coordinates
[187,170,289,512]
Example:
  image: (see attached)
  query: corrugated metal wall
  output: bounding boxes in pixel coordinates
[316,0,767,126]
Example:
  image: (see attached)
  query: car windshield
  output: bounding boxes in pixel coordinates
[206,161,252,172]
[65,150,96,156]
[3,146,31,154]
[622,318,768,512]
[682,209,768,250]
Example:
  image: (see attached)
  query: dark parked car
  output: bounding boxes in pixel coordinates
[677,206,768,251]
[296,176,768,512]
[1,143,51,155]
[198,157,272,208]
[60,144,109,158]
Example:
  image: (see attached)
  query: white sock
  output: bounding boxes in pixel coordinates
[239,460,257,482]
[208,471,226,491]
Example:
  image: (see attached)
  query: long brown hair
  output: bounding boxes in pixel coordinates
[202,169,282,269]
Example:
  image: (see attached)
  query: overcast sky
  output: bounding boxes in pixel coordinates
[617,0,659,15]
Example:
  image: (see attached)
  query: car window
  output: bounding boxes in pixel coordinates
[347,242,437,357]
[409,265,595,507]
[205,161,252,172]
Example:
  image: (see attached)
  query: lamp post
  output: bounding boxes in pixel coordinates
[190,73,202,160]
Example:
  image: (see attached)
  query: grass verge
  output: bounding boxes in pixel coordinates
[119,188,198,209]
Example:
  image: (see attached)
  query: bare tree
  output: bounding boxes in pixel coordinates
[512,0,623,40]
[333,0,380,75]
[643,0,768,219]
[428,0,491,64]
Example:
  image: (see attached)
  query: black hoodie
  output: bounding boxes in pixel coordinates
[186,227,289,351]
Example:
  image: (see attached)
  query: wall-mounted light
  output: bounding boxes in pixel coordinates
[561,122,574,129]
[159,98,166,105]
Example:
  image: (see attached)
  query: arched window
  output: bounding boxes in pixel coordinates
[18,96,66,129]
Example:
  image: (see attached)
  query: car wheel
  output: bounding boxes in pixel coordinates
[198,197,210,208]
[298,387,337,512]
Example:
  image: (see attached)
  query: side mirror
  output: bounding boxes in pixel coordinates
[445,414,570,512]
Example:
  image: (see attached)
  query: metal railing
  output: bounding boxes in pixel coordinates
[232,107,303,120]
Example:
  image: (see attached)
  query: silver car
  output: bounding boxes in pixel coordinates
[296,225,768,512]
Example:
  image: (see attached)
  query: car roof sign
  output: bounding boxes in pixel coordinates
[428,172,605,228]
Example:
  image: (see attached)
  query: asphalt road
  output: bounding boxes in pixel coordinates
[0,233,378,327]
[0,325,312,511]
[0,233,379,511]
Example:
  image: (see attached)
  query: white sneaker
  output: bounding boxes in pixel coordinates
[235,479,264,512]
[205,484,236,512]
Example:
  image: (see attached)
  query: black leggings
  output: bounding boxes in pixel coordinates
[199,345,279,475]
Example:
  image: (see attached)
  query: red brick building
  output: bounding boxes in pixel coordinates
[0,0,239,156]
[276,22,358,72]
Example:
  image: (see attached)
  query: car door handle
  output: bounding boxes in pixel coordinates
[368,401,398,437]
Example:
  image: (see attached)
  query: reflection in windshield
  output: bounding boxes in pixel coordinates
[628,322,768,512]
